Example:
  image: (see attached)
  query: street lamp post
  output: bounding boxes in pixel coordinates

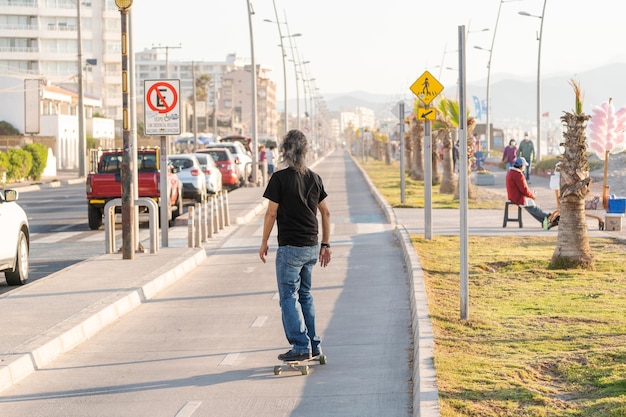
[264,0,288,135]
[520,0,547,162]
[283,14,302,130]
[114,0,134,259]
[246,0,258,184]
[76,0,86,177]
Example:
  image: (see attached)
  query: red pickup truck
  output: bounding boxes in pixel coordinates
[85,148,183,230]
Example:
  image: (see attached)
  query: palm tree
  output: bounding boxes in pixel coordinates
[435,98,458,194]
[409,109,425,181]
[551,80,594,269]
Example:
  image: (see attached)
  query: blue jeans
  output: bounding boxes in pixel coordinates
[523,198,551,223]
[275,245,321,354]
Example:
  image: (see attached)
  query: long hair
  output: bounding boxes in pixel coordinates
[280,129,308,174]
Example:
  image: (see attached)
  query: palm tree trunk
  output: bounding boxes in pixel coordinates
[551,109,594,268]
[410,119,424,181]
[438,129,455,194]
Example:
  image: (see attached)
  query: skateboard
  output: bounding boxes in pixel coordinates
[273,354,328,375]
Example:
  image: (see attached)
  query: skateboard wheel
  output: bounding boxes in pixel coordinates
[273,366,282,375]
[301,366,309,375]
[319,354,327,365]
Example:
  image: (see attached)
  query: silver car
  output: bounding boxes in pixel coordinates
[194,153,223,194]
[0,189,30,285]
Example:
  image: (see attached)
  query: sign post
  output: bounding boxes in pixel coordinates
[410,71,444,240]
[144,79,181,247]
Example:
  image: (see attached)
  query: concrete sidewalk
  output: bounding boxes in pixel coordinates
[0,185,268,394]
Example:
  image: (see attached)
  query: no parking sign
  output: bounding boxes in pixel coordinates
[144,79,181,135]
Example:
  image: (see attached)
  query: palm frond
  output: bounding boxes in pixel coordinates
[569,79,584,115]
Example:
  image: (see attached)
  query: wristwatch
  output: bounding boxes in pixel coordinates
[320,243,331,248]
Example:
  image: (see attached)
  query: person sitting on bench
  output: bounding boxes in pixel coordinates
[506,157,559,230]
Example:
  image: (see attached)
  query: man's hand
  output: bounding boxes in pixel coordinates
[319,247,331,268]
[259,242,269,263]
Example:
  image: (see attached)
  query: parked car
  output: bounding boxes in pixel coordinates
[86,148,183,230]
[196,148,240,190]
[167,154,208,202]
[193,152,222,194]
[206,141,252,186]
[0,189,29,285]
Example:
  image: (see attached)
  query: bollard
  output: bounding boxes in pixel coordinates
[208,195,214,238]
[212,195,219,232]
[218,192,225,230]
[194,202,202,247]
[223,190,230,226]
[202,201,209,241]
[188,205,195,248]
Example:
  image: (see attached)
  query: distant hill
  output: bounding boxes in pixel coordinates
[282,63,626,131]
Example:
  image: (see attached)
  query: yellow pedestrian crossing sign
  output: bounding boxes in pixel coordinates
[410,71,444,105]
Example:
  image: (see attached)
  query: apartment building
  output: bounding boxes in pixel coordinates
[0,0,122,117]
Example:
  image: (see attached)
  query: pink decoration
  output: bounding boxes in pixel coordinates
[587,99,626,160]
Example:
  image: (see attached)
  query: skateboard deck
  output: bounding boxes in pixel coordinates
[273,354,327,375]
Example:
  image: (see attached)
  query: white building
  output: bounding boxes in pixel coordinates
[0,0,122,118]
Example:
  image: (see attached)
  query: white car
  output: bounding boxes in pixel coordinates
[167,154,208,202]
[0,189,29,285]
[194,153,223,194]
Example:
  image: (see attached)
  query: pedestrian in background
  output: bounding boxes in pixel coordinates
[516,132,535,181]
[259,129,332,362]
[506,157,558,230]
[502,139,518,171]
[266,145,275,176]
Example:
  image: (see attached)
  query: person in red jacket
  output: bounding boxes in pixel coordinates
[506,157,558,230]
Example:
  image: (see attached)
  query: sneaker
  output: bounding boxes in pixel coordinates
[312,347,323,357]
[542,217,549,230]
[277,350,311,361]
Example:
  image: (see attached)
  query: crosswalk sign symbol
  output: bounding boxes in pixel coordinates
[410,71,444,105]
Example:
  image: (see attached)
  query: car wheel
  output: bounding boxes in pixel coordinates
[88,205,103,230]
[5,230,29,285]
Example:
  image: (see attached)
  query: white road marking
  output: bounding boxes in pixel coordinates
[219,353,240,366]
[251,316,267,327]
[174,401,202,417]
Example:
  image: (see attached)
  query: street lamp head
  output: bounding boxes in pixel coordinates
[114,0,132,10]
[519,11,540,18]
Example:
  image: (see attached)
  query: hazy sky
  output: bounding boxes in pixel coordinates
[130,1,626,103]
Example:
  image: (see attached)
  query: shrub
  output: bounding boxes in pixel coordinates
[6,148,32,181]
[23,142,48,181]
[0,151,8,182]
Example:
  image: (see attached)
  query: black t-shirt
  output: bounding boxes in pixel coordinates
[263,167,328,247]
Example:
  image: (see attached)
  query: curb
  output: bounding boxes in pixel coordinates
[0,247,206,393]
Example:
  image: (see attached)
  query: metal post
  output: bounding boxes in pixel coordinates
[218,192,225,230]
[76,0,86,178]
[247,0,259,184]
[399,101,406,204]
[458,26,469,321]
[187,205,195,248]
[194,202,201,247]
[119,3,135,259]
[223,190,230,226]
[207,195,214,238]
[424,107,432,241]
[536,0,547,162]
